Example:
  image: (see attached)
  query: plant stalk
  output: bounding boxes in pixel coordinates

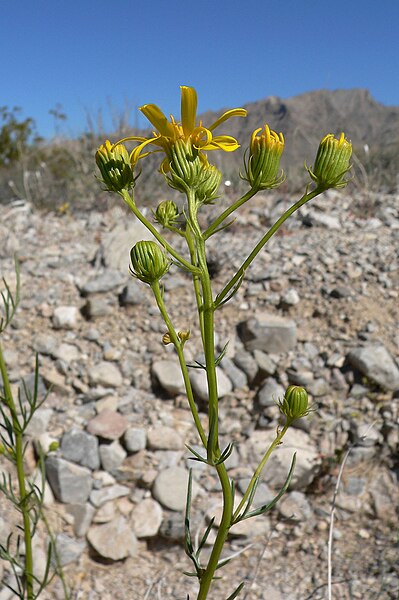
[0,342,34,599]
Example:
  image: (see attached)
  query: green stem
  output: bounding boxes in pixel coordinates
[197,462,232,600]
[183,191,235,600]
[151,282,207,448]
[185,227,205,345]
[216,187,323,306]
[0,342,34,599]
[203,188,258,240]
[121,189,199,275]
[233,423,289,522]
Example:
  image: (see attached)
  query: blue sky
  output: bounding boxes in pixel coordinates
[2,0,398,139]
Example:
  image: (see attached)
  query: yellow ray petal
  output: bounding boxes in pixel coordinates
[208,108,247,132]
[204,135,241,152]
[140,104,175,138]
[181,86,197,137]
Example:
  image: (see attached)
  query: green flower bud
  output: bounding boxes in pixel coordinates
[155,200,179,228]
[196,162,222,204]
[167,138,204,192]
[95,140,134,192]
[242,124,285,190]
[130,241,169,285]
[278,385,310,422]
[307,132,352,189]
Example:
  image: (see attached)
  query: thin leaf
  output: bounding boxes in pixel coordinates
[196,517,215,554]
[226,582,245,600]
[240,453,296,520]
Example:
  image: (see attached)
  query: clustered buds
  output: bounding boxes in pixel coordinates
[278,385,310,422]
[95,140,134,192]
[130,241,169,285]
[155,200,179,228]
[242,125,285,190]
[307,132,352,189]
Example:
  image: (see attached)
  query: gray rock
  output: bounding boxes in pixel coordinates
[99,441,127,472]
[124,427,147,453]
[278,491,313,522]
[61,428,100,470]
[253,349,277,378]
[238,313,297,353]
[100,221,155,272]
[233,349,258,384]
[147,426,183,451]
[66,503,95,537]
[246,429,321,490]
[189,367,232,402]
[87,409,129,440]
[257,378,285,408]
[83,297,114,319]
[25,408,53,437]
[219,356,247,389]
[347,345,399,391]
[151,359,185,396]
[87,517,137,561]
[88,362,123,388]
[52,306,80,330]
[281,288,300,306]
[159,511,185,542]
[80,270,126,295]
[90,484,131,507]
[54,533,86,566]
[131,498,163,538]
[46,456,92,503]
[119,280,143,305]
[302,211,341,229]
[33,333,58,356]
[152,467,194,511]
[54,342,81,363]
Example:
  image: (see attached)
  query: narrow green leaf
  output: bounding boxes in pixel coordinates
[226,582,245,600]
[240,453,296,520]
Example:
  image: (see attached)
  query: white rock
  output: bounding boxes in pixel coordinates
[87,516,137,561]
[151,359,185,396]
[52,306,80,330]
[131,498,163,538]
[189,366,233,402]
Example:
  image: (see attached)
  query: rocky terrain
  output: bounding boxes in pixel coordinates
[0,186,398,600]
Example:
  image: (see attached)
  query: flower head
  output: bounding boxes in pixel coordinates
[307,132,352,189]
[130,241,169,285]
[242,125,285,190]
[154,200,179,228]
[95,140,134,192]
[114,86,247,174]
[277,385,311,423]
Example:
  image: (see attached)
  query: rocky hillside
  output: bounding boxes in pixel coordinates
[0,185,398,599]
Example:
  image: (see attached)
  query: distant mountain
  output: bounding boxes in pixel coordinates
[198,88,399,190]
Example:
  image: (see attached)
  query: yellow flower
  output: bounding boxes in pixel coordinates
[95,139,134,192]
[115,86,247,170]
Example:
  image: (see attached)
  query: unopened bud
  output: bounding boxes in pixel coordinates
[162,332,172,345]
[130,241,169,285]
[155,200,179,228]
[307,132,352,189]
[196,163,222,204]
[278,385,310,422]
[95,140,134,192]
[242,125,285,190]
[178,329,190,344]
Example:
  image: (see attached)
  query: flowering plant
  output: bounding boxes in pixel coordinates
[96,85,352,600]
